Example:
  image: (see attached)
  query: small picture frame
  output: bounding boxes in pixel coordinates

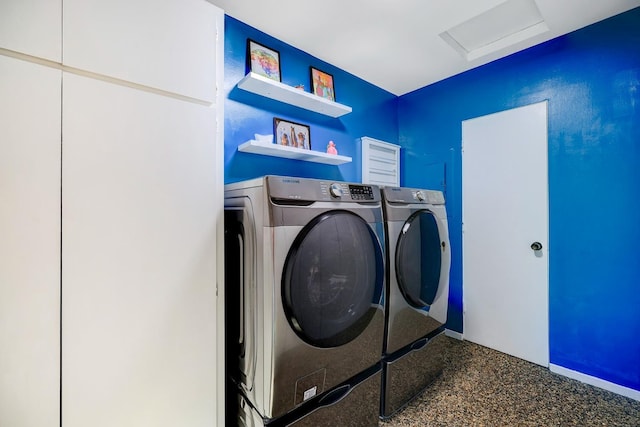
[273,118,311,150]
[247,39,281,82]
[310,67,335,101]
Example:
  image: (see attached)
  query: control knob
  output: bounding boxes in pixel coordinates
[415,191,425,201]
[329,183,343,198]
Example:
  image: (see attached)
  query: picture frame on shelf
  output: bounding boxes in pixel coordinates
[273,118,311,150]
[310,67,335,101]
[247,39,281,82]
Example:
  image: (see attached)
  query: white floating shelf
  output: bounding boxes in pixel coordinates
[237,72,353,118]
[238,140,352,165]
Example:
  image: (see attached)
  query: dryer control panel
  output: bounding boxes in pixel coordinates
[382,186,446,205]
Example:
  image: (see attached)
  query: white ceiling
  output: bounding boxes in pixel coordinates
[209,0,639,96]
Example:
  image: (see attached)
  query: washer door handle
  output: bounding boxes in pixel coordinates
[530,241,543,251]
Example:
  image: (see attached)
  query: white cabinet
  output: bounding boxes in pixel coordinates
[0,56,61,427]
[0,0,61,61]
[63,0,218,101]
[1,1,224,424]
[361,137,401,186]
[61,73,219,427]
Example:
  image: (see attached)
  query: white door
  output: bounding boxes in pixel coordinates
[462,101,549,366]
[0,56,61,427]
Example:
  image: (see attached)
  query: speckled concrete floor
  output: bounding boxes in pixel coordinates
[380,337,640,427]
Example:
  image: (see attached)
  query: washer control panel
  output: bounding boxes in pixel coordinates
[267,176,380,203]
[326,183,375,200]
[348,184,375,200]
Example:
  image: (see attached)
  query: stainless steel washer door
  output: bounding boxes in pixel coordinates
[282,210,384,348]
[395,209,442,308]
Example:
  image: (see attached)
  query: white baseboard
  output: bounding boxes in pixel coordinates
[445,329,463,340]
[549,363,640,401]
[444,331,638,401]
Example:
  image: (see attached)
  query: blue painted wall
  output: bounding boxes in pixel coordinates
[223,9,640,393]
[223,16,398,184]
[399,8,640,391]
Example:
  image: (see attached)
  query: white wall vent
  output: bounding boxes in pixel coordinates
[360,137,400,187]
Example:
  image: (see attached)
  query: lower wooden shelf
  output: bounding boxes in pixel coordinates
[238,140,352,165]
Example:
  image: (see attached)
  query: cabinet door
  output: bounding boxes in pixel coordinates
[361,137,401,186]
[62,73,218,427]
[0,0,61,61]
[0,56,61,427]
[63,0,220,101]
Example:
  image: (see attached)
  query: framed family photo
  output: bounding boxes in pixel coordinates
[247,39,281,82]
[310,67,335,101]
[273,118,311,150]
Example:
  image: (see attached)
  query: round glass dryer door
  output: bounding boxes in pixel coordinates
[395,210,442,308]
[282,210,384,348]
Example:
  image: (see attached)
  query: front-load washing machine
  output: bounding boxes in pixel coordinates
[379,186,451,418]
[225,176,386,423]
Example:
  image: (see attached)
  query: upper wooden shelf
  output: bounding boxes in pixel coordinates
[237,72,353,118]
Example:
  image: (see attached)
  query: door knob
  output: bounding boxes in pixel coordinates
[530,242,542,251]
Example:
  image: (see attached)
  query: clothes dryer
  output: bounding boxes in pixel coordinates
[380,186,451,418]
[225,176,386,423]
